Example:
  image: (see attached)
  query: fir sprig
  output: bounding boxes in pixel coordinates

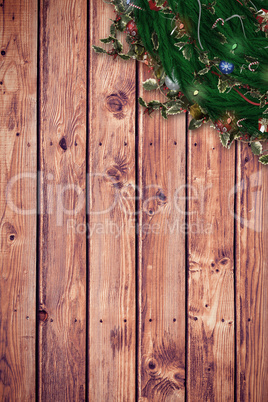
[93,0,268,164]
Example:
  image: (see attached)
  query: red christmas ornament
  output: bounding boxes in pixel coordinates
[148,0,167,11]
[257,9,268,32]
[215,120,232,133]
[126,20,138,36]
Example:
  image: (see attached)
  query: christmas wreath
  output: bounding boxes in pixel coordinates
[93,0,268,164]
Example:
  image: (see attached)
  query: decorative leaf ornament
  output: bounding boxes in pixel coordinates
[93,0,268,164]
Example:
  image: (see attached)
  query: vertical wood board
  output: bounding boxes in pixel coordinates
[0,1,37,400]
[88,1,136,400]
[39,0,87,399]
[137,65,186,401]
[187,125,235,401]
[236,143,268,401]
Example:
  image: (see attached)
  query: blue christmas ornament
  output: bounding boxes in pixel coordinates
[219,61,235,74]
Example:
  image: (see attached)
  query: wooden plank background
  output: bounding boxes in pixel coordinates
[0,1,267,401]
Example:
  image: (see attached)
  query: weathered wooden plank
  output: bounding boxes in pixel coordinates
[0,1,37,400]
[39,0,87,399]
[88,2,136,400]
[187,125,235,401]
[236,143,268,401]
[137,65,186,401]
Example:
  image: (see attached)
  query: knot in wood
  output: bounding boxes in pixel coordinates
[156,188,167,206]
[105,91,128,119]
[218,257,230,266]
[143,340,185,399]
[145,357,159,376]
[105,163,127,189]
[38,310,48,322]
[174,368,186,389]
[4,223,17,244]
[214,257,232,272]
[106,94,123,113]
[59,137,67,151]
[110,327,126,358]
[143,202,156,216]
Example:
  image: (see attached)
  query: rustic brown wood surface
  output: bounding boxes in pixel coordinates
[187,125,235,401]
[137,65,186,401]
[0,1,37,400]
[39,0,87,400]
[0,1,267,401]
[88,1,136,400]
[236,143,268,402]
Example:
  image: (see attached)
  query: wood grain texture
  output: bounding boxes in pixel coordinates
[1,1,268,399]
[137,65,186,402]
[0,1,37,400]
[236,143,268,401]
[187,125,235,401]
[88,1,136,400]
[39,0,87,400]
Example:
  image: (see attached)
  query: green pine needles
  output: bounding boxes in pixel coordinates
[93,0,268,164]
